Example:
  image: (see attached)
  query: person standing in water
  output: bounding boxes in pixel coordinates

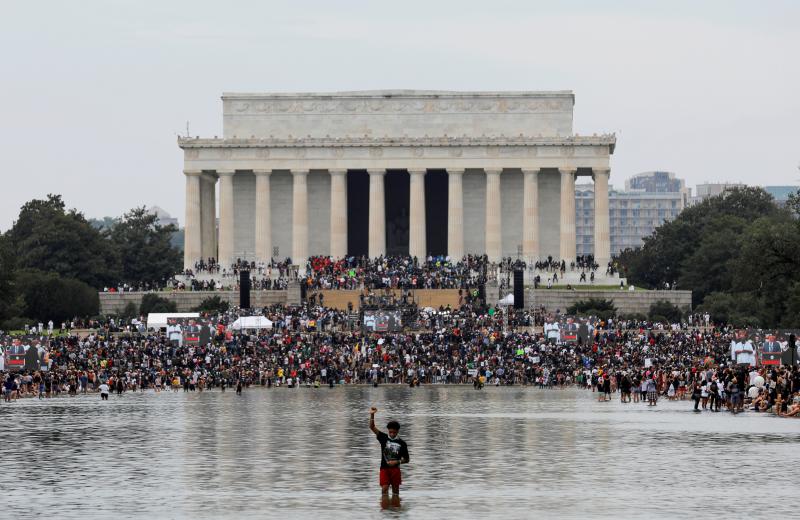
[369,407,409,501]
[99,382,109,400]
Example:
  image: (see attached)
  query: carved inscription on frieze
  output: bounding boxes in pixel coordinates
[229,98,571,115]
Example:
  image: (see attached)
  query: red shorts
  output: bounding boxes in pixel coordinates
[379,467,402,487]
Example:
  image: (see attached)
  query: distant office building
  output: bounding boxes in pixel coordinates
[691,182,746,205]
[690,182,797,207]
[626,171,683,193]
[763,185,799,207]
[626,171,691,207]
[576,171,688,257]
[148,206,179,228]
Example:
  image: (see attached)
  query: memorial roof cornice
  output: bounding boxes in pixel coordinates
[222,90,574,100]
[178,134,615,153]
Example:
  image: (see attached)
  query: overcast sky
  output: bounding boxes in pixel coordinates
[1,0,798,230]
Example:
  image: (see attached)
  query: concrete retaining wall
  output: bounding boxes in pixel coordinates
[100,288,690,317]
[99,291,288,314]
[526,289,692,315]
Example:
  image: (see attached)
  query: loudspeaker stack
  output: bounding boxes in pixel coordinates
[239,270,251,309]
[513,270,524,309]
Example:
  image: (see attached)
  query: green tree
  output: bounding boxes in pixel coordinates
[648,300,684,324]
[16,270,99,323]
[731,215,800,326]
[0,235,23,323]
[676,214,746,300]
[786,188,800,218]
[107,207,182,285]
[119,301,140,319]
[617,186,800,326]
[697,292,764,328]
[620,187,780,297]
[782,282,800,328]
[139,293,177,314]
[193,295,230,313]
[567,298,617,320]
[6,195,120,288]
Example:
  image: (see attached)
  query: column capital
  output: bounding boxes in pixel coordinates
[328,169,347,176]
[592,168,610,180]
[367,169,386,176]
[291,169,309,176]
[217,169,236,177]
[447,168,465,176]
[183,169,203,176]
[253,169,272,176]
[521,168,540,175]
[484,168,502,176]
[408,168,427,176]
[559,168,577,177]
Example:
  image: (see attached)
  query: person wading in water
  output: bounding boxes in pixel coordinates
[369,406,409,507]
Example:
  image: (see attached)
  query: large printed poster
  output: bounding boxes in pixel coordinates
[544,318,593,344]
[737,329,800,367]
[165,318,218,347]
[362,310,403,332]
[1,336,50,371]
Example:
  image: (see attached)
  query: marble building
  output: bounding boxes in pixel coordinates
[179,90,616,270]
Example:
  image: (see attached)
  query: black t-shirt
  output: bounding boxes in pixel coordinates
[376,431,409,469]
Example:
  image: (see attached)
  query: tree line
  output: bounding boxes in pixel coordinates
[0,195,182,329]
[616,186,800,328]
[1,188,797,330]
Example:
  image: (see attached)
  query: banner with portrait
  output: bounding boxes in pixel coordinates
[551,317,593,345]
[1,336,50,371]
[743,329,800,367]
[362,310,403,332]
[165,317,218,347]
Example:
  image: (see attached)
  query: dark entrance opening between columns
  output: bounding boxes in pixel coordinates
[346,170,368,256]
[425,169,448,257]
[385,170,409,256]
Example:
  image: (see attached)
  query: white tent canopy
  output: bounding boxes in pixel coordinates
[146,312,200,329]
[498,293,514,306]
[232,316,273,330]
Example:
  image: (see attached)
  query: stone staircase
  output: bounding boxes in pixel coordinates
[494,268,626,287]
[307,288,463,311]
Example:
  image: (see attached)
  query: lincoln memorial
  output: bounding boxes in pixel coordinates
[179,90,616,271]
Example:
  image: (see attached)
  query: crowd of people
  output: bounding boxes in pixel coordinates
[107,254,634,296]
[303,255,490,290]
[2,302,798,417]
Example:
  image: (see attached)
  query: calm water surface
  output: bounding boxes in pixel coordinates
[3,386,798,519]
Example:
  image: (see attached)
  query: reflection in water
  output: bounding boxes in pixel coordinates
[3,387,798,519]
[380,494,402,510]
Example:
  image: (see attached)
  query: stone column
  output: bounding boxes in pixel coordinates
[559,168,577,262]
[329,169,348,258]
[292,170,309,268]
[409,169,427,260]
[254,169,272,264]
[447,169,464,261]
[593,168,611,267]
[485,169,502,262]
[183,170,202,269]
[200,173,217,261]
[217,170,236,267]
[368,169,386,258]
[522,168,540,262]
